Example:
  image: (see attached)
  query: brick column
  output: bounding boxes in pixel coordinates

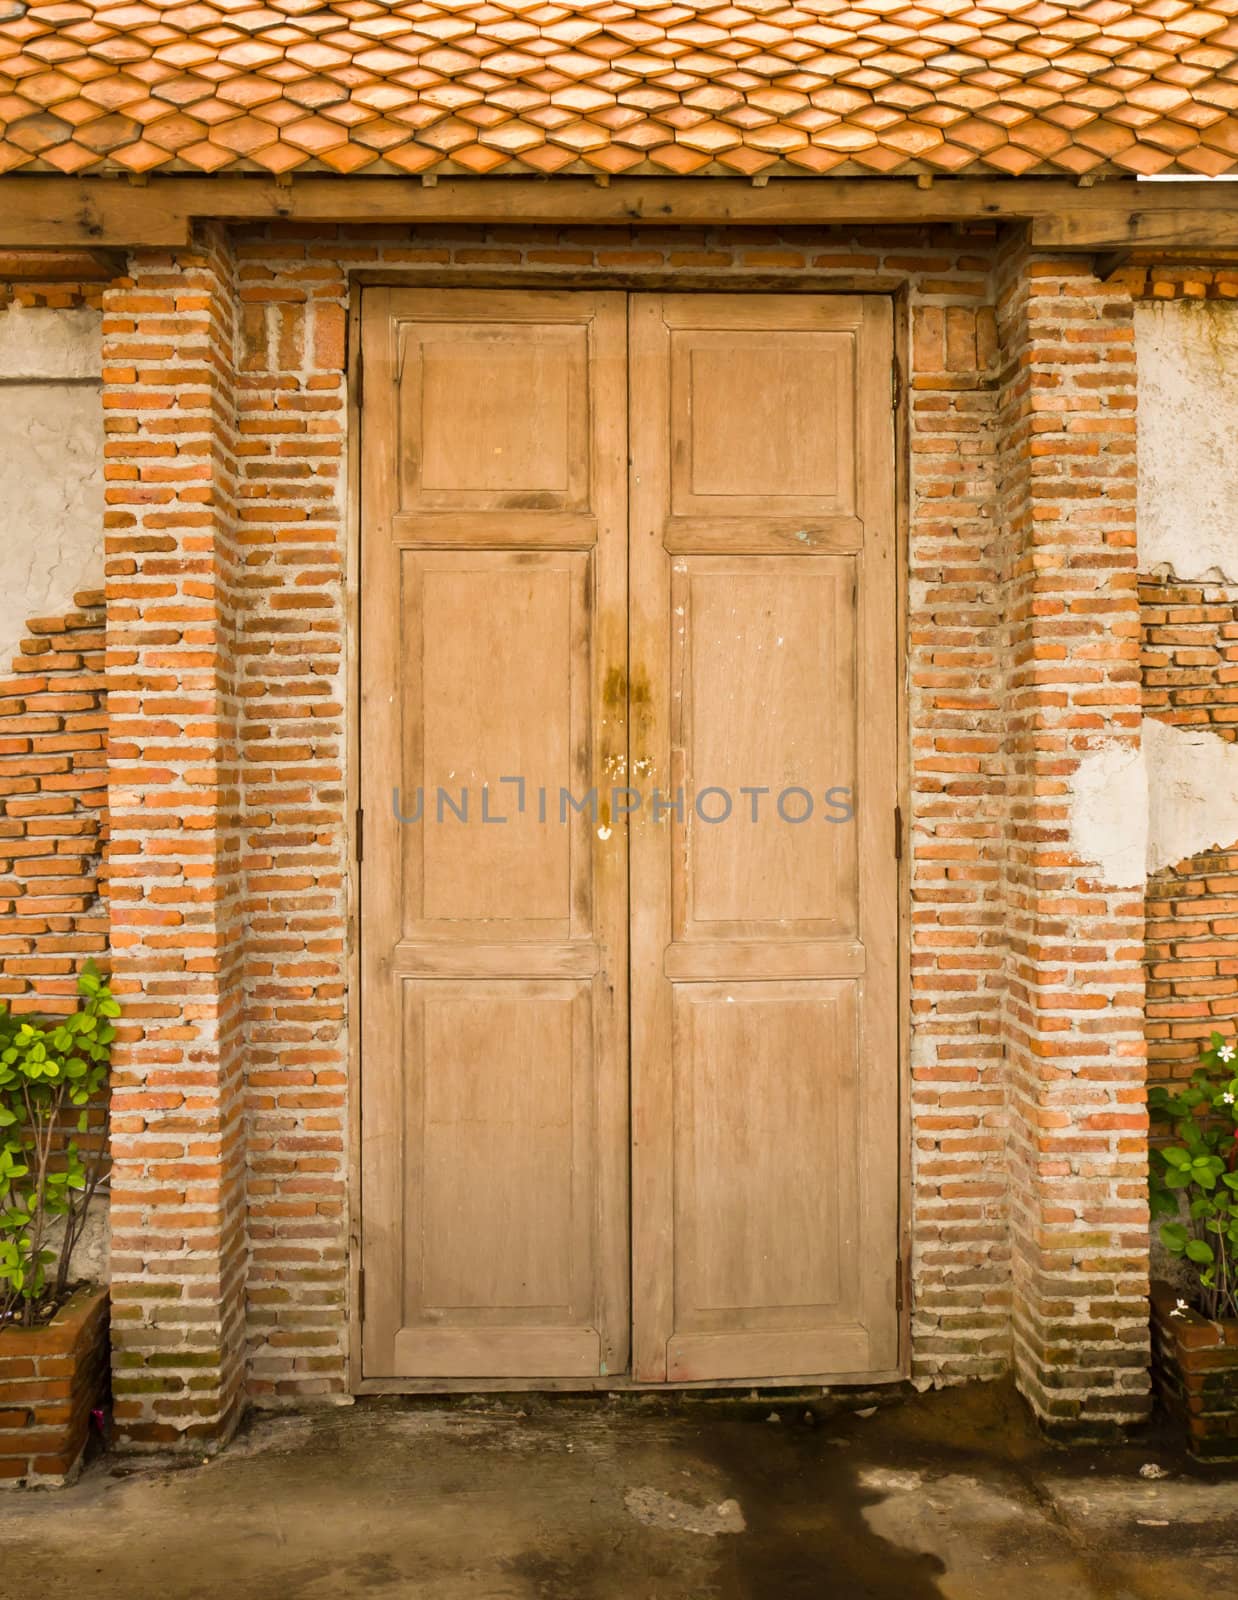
[103,226,247,1450]
[906,290,1011,1382]
[997,237,1150,1436]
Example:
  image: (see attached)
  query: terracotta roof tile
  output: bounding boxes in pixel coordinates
[0,0,1237,176]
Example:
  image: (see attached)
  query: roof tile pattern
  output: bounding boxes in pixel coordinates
[3,0,1238,178]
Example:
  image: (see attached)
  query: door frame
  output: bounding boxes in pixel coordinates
[344,274,912,1394]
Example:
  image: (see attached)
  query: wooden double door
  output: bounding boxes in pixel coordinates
[359,287,900,1385]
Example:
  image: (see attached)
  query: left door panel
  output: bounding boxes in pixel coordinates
[359,288,629,1380]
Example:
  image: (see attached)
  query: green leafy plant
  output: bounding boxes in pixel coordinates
[0,960,116,1329]
[1149,1030,1238,1323]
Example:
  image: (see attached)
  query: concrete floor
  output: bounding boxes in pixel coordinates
[3,1382,1236,1600]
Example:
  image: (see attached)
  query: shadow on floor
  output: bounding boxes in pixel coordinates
[3,1379,1236,1600]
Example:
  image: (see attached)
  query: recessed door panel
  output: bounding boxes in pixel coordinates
[392,979,600,1377]
[398,320,590,513]
[671,558,858,937]
[670,327,856,514]
[401,550,590,938]
[668,981,865,1379]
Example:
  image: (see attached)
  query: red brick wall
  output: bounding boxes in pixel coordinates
[994,241,1150,1435]
[1117,265,1238,303]
[1141,577,1238,1085]
[905,264,1009,1382]
[0,278,104,314]
[0,594,108,1014]
[103,225,248,1448]
[233,222,348,1405]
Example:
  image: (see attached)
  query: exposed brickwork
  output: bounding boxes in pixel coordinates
[102,226,248,1450]
[0,280,104,312]
[1142,578,1238,743]
[1151,1281,1238,1460]
[0,1283,109,1486]
[904,260,1009,1383]
[233,222,348,1406]
[995,243,1151,1435]
[1117,264,1238,302]
[0,594,108,1014]
[1141,577,1238,1086]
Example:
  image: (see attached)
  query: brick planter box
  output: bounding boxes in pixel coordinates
[0,1284,109,1487]
[1151,1281,1238,1462]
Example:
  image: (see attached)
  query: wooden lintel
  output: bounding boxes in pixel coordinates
[0,175,1237,251]
[0,246,126,281]
[2,181,191,248]
[1031,204,1238,253]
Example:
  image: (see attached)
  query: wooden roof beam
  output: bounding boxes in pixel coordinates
[4,175,1238,252]
[1031,204,1238,252]
[0,247,125,280]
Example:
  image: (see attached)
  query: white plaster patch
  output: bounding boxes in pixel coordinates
[0,304,101,379]
[1136,300,1238,583]
[0,306,104,664]
[1144,716,1238,872]
[46,1205,110,1285]
[1068,719,1238,885]
[1069,740,1149,888]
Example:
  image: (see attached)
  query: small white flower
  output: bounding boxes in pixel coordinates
[1224,1092,1236,1105]
[1219,1044,1236,1063]
[1170,1298,1189,1319]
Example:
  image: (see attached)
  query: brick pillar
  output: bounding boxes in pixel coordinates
[103,226,247,1450]
[997,237,1150,1436]
[906,292,1011,1382]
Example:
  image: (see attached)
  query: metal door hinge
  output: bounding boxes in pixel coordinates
[894,804,903,861]
[891,356,902,412]
[895,1257,904,1312]
[355,806,364,862]
[358,1267,365,1322]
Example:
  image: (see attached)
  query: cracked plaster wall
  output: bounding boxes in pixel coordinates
[1136,299,1238,587]
[1070,302,1238,886]
[0,304,104,666]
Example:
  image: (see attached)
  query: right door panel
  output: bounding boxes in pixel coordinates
[629,293,900,1383]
